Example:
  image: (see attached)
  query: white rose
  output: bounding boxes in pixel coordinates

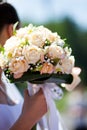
[4,36,20,51]
[9,57,29,74]
[16,24,34,38]
[22,45,44,64]
[37,26,59,43]
[46,32,59,43]
[48,44,65,59]
[4,36,21,59]
[64,47,72,57]
[55,56,75,74]
[16,27,28,38]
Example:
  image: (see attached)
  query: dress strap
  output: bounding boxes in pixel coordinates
[0,85,15,105]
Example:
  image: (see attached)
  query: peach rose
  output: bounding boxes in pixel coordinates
[9,57,29,77]
[40,62,54,74]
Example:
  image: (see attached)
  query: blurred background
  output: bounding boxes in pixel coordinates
[5,0,87,129]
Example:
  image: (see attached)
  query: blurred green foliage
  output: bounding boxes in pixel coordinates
[55,91,68,112]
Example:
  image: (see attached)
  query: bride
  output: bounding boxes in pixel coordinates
[0,2,47,130]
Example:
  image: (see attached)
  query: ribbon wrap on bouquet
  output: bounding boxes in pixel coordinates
[27,82,65,130]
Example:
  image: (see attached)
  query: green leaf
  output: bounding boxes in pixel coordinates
[30,73,73,84]
[13,22,19,35]
[43,39,51,48]
[51,58,59,65]
[63,41,70,48]
[4,69,73,85]
[0,45,4,53]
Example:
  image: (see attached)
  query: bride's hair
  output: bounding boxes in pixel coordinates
[0,2,20,32]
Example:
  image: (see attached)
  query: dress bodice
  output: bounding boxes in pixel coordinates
[0,102,23,130]
[0,73,23,130]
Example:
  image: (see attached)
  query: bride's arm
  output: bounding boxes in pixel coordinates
[10,89,47,130]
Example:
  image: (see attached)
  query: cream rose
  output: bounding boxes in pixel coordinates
[4,36,21,59]
[22,45,44,64]
[16,27,28,38]
[4,36,20,52]
[48,44,65,59]
[29,31,45,48]
[37,26,59,43]
[16,24,34,38]
[12,47,22,57]
[46,32,59,43]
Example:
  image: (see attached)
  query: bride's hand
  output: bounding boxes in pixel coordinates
[10,88,47,130]
[22,88,47,119]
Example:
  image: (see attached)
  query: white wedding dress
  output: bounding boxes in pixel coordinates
[0,102,23,130]
[0,73,23,130]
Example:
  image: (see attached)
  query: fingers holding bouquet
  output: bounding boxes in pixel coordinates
[22,88,47,122]
[23,88,47,115]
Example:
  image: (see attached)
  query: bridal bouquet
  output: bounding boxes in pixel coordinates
[0,24,81,130]
[0,24,74,83]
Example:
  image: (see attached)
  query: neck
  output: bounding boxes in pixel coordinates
[0,85,15,105]
[0,35,6,46]
[0,25,9,46]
